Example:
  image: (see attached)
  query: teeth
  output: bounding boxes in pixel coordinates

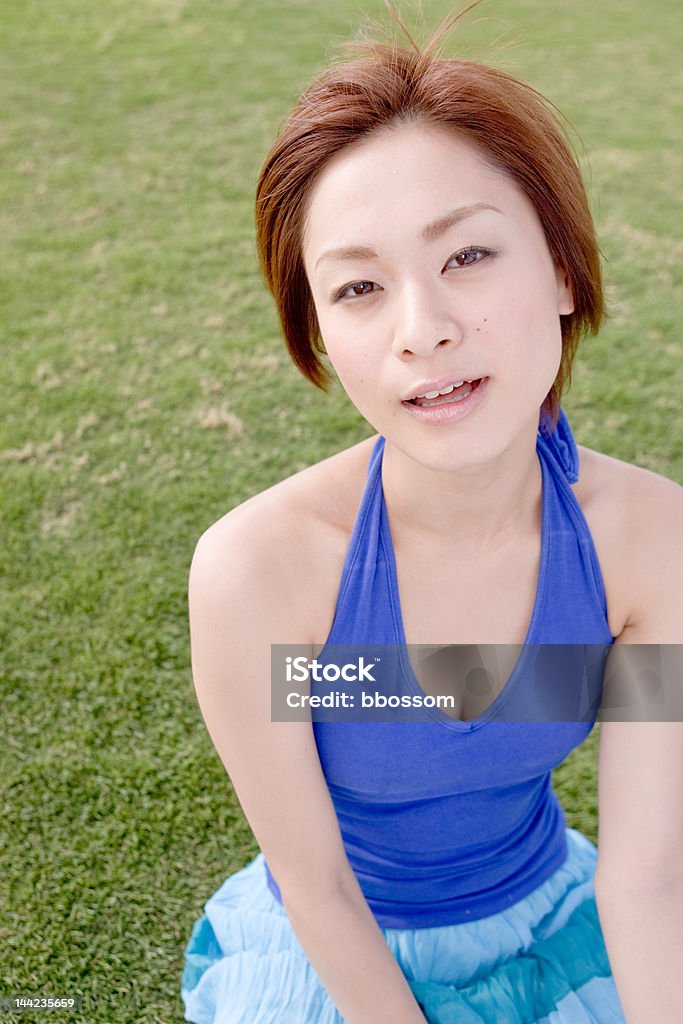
[415,380,467,399]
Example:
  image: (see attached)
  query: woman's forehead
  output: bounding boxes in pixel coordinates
[303,123,533,258]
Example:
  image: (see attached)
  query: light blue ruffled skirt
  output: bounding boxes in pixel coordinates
[181,828,625,1023]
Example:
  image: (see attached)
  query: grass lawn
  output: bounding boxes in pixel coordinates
[1,0,680,1020]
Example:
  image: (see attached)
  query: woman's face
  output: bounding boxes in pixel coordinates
[302,122,574,471]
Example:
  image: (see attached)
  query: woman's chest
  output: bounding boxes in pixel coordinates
[394,535,542,720]
[401,548,540,643]
[396,533,542,646]
[308,442,631,653]
[314,717,594,797]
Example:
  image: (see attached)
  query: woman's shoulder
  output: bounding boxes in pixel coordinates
[574,445,683,640]
[575,443,681,505]
[190,436,378,643]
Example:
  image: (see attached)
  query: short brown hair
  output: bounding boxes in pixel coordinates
[255,19,604,428]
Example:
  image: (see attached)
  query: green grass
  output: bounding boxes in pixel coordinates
[1,1,681,1020]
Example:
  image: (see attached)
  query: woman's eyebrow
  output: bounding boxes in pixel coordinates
[421,202,502,242]
[315,244,378,270]
[314,202,502,270]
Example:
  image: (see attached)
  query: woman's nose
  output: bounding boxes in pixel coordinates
[390,279,463,359]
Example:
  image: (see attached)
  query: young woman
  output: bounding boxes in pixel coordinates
[180,15,683,1024]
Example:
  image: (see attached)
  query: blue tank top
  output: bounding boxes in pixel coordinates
[265,409,615,928]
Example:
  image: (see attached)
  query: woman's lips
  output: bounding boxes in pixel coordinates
[403,374,485,402]
[409,379,478,407]
[402,377,489,424]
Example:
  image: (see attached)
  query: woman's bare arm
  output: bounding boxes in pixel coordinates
[595,469,683,1023]
[188,502,426,1024]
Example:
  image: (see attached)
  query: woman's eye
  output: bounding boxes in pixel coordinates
[445,247,493,269]
[335,280,380,301]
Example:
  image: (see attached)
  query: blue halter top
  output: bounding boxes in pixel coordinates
[265,409,614,928]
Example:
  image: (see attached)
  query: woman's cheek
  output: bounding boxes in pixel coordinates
[325,331,376,387]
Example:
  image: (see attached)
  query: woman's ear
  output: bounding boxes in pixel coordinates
[555,266,575,315]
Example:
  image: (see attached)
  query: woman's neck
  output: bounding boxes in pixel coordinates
[380,421,542,553]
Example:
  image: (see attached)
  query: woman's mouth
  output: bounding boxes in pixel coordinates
[408,378,482,407]
[402,377,489,424]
